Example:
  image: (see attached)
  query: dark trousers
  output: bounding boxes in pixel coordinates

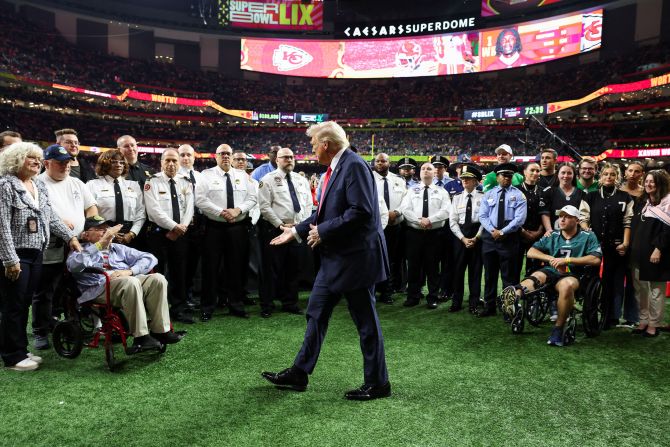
[482,232,520,310]
[601,247,628,321]
[257,220,276,312]
[259,221,300,311]
[147,228,189,316]
[294,271,388,386]
[438,225,455,297]
[201,219,249,314]
[376,224,401,299]
[452,238,483,309]
[405,227,441,302]
[184,215,205,303]
[31,262,64,336]
[0,249,42,367]
[623,266,639,323]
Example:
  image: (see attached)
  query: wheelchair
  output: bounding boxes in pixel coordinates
[52,267,166,371]
[498,267,607,345]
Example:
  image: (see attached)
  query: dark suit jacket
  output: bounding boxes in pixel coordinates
[296,148,388,293]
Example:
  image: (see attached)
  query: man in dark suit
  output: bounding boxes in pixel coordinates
[261,121,391,401]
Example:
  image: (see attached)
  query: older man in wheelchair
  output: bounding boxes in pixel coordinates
[66,216,182,354]
[499,205,602,347]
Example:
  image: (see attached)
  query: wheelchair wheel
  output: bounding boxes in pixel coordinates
[563,315,577,346]
[104,339,116,371]
[52,321,83,359]
[581,276,605,337]
[511,312,525,335]
[526,291,549,327]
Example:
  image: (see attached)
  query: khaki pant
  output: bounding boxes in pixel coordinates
[94,273,170,337]
[633,268,666,328]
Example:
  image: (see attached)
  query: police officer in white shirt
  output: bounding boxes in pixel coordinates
[257,147,312,318]
[145,149,195,324]
[448,164,484,314]
[195,144,258,320]
[372,153,407,304]
[400,162,451,309]
[177,144,204,308]
[87,149,146,247]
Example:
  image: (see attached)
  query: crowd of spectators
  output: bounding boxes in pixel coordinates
[1,9,670,120]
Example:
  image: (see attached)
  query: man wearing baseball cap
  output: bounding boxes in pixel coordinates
[499,205,602,347]
[66,217,183,352]
[31,145,98,350]
[482,144,524,192]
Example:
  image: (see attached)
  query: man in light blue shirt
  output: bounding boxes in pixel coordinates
[67,216,182,352]
[251,145,280,182]
[477,163,527,316]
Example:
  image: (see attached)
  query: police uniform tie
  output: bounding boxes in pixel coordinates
[225,172,234,209]
[113,178,124,223]
[422,185,429,218]
[169,178,180,224]
[465,193,472,225]
[189,170,196,191]
[497,188,506,229]
[382,177,390,210]
[436,179,443,187]
[286,172,301,213]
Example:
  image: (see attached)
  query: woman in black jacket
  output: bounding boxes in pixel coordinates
[630,169,670,337]
[580,163,634,328]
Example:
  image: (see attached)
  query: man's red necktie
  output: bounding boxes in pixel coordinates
[318,167,333,215]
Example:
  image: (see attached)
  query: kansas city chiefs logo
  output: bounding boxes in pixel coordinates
[272,45,313,72]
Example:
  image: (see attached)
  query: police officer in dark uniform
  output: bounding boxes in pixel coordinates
[397,157,419,188]
[478,163,527,316]
[430,155,456,301]
[449,164,484,313]
[117,135,154,188]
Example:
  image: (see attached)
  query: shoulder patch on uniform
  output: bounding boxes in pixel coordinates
[144,183,151,191]
[259,181,264,188]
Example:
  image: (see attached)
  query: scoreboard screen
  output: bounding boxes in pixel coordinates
[241,8,602,78]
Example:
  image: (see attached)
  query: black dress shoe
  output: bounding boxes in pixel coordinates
[477,308,496,317]
[200,312,212,322]
[345,382,391,401]
[426,301,438,309]
[151,331,183,344]
[260,310,272,318]
[378,296,394,305]
[261,366,308,391]
[448,305,462,313]
[126,335,162,355]
[229,309,250,319]
[282,305,303,315]
[403,299,419,307]
[642,329,660,338]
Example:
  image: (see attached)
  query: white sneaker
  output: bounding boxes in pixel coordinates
[27,353,43,364]
[7,358,39,371]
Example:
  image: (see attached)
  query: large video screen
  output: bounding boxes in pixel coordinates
[481,0,565,17]
[241,8,602,78]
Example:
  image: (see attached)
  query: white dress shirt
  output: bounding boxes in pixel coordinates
[144,172,194,230]
[400,182,451,230]
[373,171,406,226]
[195,166,258,223]
[87,175,146,235]
[449,189,484,240]
[258,169,313,228]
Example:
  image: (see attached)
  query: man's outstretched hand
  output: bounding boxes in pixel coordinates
[270,225,296,246]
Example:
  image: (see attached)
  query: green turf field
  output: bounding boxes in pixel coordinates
[1,295,669,447]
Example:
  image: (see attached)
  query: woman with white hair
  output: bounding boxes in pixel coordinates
[0,142,80,371]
